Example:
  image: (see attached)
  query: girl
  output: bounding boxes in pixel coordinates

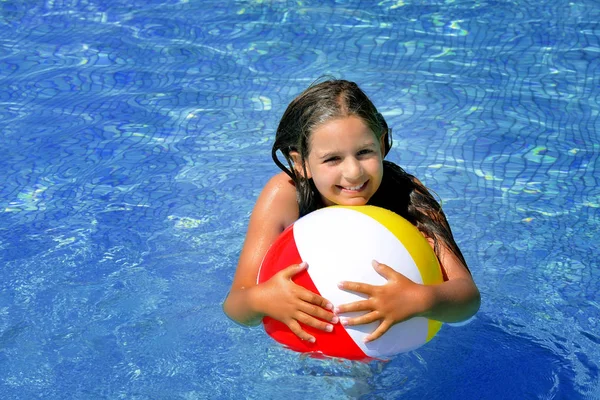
[223,79,480,344]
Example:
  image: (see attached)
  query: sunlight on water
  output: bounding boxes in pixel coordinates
[0,0,599,398]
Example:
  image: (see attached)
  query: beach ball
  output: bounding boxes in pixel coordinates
[257,205,444,361]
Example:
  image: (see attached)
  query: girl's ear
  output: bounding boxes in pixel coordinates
[379,133,387,158]
[290,151,311,179]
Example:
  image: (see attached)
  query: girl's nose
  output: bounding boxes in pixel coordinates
[343,158,362,180]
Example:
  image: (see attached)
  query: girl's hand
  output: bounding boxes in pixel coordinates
[335,260,433,343]
[259,262,339,343]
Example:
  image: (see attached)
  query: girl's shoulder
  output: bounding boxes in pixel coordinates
[232,172,299,290]
[254,172,300,230]
[262,172,298,202]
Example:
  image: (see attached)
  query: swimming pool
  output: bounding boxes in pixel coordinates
[1,0,598,398]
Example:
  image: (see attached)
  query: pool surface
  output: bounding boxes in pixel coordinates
[1,0,599,398]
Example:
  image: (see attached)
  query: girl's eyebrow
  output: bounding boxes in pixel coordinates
[316,150,339,160]
[315,141,378,160]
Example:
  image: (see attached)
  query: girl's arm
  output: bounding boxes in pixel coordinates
[222,173,292,326]
[418,239,480,322]
[223,173,337,340]
[335,240,480,342]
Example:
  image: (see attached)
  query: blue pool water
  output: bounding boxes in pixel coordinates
[1,0,599,398]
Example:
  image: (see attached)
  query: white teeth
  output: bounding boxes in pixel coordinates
[343,183,365,190]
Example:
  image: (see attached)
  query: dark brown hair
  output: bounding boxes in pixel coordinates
[272,79,391,215]
[271,79,468,269]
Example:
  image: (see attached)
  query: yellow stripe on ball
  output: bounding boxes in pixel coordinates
[333,205,444,342]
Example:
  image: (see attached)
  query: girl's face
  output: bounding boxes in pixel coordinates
[303,115,385,207]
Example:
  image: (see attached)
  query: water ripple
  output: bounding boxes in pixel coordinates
[1,0,599,398]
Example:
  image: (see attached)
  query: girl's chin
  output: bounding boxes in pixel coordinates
[324,197,370,207]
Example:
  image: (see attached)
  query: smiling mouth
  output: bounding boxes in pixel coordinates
[338,181,368,192]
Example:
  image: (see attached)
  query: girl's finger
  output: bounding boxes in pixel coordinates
[334,299,371,314]
[296,312,335,332]
[297,300,338,323]
[371,260,395,279]
[372,260,408,282]
[364,320,392,343]
[340,311,380,327]
[298,289,333,311]
[282,262,308,278]
[287,320,316,343]
[338,280,373,294]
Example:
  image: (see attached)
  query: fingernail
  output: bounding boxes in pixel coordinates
[331,316,339,324]
[333,306,340,314]
[325,303,333,310]
[299,262,308,268]
[308,337,316,343]
[363,336,371,343]
[337,281,344,289]
[326,324,333,332]
[372,260,380,267]
[340,317,348,326]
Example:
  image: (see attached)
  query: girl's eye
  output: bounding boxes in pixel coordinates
[358,149,374,156]
[325,157,340,163]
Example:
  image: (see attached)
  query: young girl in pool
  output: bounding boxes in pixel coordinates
[223,79,480,344]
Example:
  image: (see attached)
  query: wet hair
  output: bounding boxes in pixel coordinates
[271,79,468,270]
[371,161,468,271]
[272,79,391,215]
